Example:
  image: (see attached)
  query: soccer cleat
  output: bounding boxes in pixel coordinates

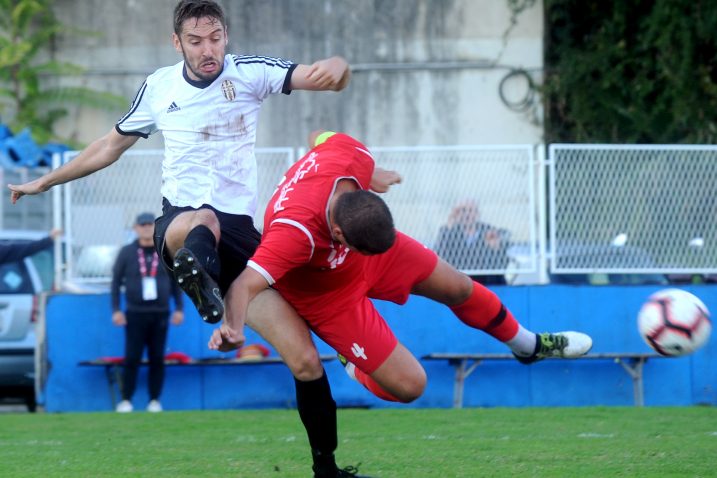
[146,400,163,413]
[173,247,224,324]
[337,353,357,381]
[514,331,593,364]
[313,463,370,478]
[335,464,369,477]
[115,400,133,413]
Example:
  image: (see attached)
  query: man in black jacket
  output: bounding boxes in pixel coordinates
[111,212,183,413]
[0,229,61,264]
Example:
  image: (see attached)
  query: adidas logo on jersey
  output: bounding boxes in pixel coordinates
[166,101,181,113]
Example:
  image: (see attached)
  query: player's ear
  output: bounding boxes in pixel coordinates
[331,224,346,243]
[172,33,182,53]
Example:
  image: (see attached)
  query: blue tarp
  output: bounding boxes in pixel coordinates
[0,125,70,168]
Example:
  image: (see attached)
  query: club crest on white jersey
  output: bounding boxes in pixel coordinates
[221,80,235,101]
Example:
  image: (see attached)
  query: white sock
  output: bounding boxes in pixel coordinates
[344,362,357,381]
[506,325,537,357]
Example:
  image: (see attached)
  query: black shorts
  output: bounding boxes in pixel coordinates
[153,198,261,296]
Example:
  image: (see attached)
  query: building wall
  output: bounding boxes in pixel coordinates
[50,0,544,149]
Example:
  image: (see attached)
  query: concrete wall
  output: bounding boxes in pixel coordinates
[41,285,717,412]
[50,0,544,149]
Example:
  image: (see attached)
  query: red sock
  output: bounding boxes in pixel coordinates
[449,281,519,342]
[351,367,402,402]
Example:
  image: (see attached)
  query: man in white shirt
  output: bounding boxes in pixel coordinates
[9,1,363,477]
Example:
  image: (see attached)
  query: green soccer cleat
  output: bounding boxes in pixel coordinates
[514,331,593,364]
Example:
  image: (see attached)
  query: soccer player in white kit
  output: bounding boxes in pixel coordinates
[9,1,366,476]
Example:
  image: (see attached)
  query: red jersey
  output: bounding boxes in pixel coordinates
[248,133,376,315]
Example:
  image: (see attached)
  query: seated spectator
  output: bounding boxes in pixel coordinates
[435,200,510,285]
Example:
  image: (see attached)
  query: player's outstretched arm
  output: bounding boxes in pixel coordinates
[209,267,270,352]
[291,56,351,92]
[8,128,138,204]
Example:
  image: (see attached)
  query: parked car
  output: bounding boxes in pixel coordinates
[0,230,55,411]
[506,242,669,286]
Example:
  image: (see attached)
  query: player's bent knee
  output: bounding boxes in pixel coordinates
[379,365,426,403]
[394,372,427,403]
[285,349,324,382]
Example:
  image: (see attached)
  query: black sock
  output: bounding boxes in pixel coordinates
[183,225,220,280]
[295,371,338,465]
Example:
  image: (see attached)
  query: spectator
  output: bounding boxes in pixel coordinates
[111,212,184,413]
[435,200,510,285]
[0,229,61,264]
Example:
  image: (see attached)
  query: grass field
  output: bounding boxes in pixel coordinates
[0,407,715,477]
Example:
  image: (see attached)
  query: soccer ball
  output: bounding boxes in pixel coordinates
[637,289,711,356]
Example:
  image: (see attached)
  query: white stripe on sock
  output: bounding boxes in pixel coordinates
[506,325,537,357]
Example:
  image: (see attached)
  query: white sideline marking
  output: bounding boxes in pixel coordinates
[577,432,615,438]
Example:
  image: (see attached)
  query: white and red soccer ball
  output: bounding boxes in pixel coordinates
[637,289,712,357]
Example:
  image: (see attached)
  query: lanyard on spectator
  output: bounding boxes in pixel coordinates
[137,248,159,278]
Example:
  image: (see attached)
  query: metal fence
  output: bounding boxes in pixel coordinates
[52,145,539,286]
[57,148,294,285]
[21,142,715,287]
[0,168,54,231]
[373,145,537,277]
[549,144,717,275]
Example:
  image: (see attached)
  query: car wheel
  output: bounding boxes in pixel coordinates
[25,391,36,413]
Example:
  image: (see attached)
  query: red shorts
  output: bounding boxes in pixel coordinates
[293,232,438,374]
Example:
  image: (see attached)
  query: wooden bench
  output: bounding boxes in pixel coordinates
[421,353,664,408]
[79,355,336,407]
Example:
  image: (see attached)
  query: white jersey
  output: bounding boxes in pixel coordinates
[116,54,296,216]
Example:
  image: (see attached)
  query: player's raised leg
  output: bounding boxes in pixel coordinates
[413,258,593,363]
[160,208,224,323]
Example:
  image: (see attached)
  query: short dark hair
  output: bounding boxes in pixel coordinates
[173,0,226,35]
[334,190,396,254]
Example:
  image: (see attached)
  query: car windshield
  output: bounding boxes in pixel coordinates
[27,249,54,291]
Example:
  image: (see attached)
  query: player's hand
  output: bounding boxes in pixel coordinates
[307,56,349,90]
[370,168,402,193]
[208,322,246,352]
[171,310,184,325]
[112,311,126,327]
[8,179,47,204]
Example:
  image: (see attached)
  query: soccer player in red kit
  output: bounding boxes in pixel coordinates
[211,131,593,403]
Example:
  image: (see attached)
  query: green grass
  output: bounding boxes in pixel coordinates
[0,407,715,477]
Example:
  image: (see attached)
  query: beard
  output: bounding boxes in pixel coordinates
[182,50,223,82]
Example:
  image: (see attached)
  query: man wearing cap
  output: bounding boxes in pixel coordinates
[111,212,184,413]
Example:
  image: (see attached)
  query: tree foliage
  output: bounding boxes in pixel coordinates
[0,0,125,144]
[543,0,717,143]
